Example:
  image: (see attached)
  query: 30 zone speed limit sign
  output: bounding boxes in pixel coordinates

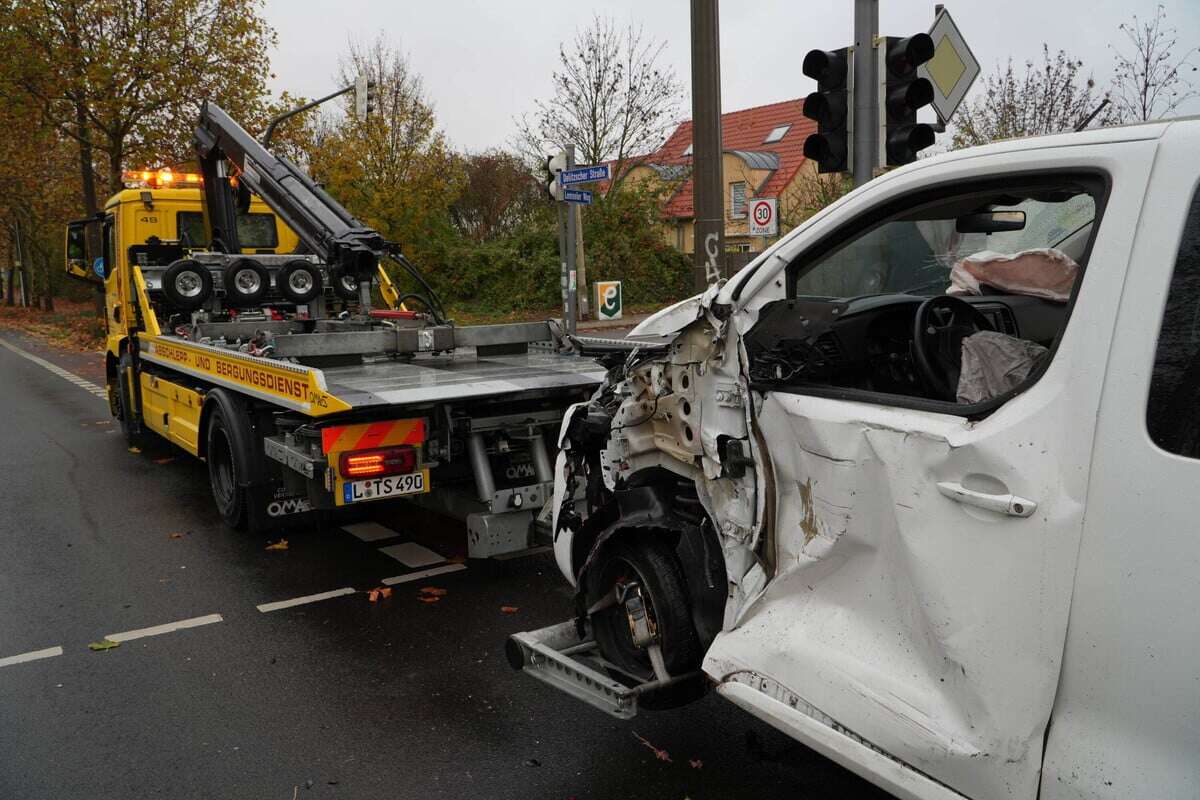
[749,198,777,236]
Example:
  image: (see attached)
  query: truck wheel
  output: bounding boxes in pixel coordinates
[278,260,323,304]
[331,267,360,301]
[162,259,212,311]
[585,537,701,686]
[223,258,270,307]
[115,353,147,449]
[206,406,248,530]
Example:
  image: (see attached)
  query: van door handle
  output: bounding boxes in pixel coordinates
[935,481,1037,517]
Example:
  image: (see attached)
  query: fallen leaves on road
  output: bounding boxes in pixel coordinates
[367,587,394,603]
[127,446,141,454]
[689,759,703,769]
[416,587,445,604]
[500,605,519,614]
[169,532,184,540]
[264,539,289,551]
[88,639,120,652]
[633,731,672,763]
[153,457,174,465]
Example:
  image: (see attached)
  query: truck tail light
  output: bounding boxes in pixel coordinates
[339,446,417,478]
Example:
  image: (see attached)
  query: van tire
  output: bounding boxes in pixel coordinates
[222,258,270,307]
[278,260,323,304]
[585,536,701,690]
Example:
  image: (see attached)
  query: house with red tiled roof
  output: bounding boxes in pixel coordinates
[620,98,817,255]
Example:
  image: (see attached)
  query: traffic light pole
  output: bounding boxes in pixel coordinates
[852,0,879,187]
[564,144,578,336]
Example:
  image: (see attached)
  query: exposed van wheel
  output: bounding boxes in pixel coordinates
[206,405,248,530]
[223,258,270,306]
[162,259,212,311]
[585,536,702,704]
[278,259,323,304]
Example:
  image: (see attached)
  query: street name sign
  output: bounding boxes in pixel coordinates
[559,164,611,186]
[563,189,593,205]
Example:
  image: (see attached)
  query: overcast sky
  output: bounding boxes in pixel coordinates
[262,0,1200,153]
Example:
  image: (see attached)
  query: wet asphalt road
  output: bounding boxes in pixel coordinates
[0,332,887,800]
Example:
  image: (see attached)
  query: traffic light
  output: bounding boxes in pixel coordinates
[883,34,936,166]
[544,152,566,201]
[354,74,377,121]
[801,48,850,173]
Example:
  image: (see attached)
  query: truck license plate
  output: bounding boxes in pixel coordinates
[342,470,429,504]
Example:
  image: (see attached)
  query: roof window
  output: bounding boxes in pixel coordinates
[763,124,790,144]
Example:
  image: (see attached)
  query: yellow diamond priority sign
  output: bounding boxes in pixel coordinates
[918,9,979,123]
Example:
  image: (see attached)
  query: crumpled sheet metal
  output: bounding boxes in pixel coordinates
[957,331,1048,404]
[704,391,1085,800]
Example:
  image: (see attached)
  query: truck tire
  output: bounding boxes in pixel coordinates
[331,267,360,301]
[223,258,270,307]
[585,536,702,688]
[115,353,147,449]
[162,259,212,311]
[278,259,323,304]
[205,401,251,530]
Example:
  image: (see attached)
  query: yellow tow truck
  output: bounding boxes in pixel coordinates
[63,101,606,552]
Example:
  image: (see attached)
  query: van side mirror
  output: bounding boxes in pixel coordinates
[956,210,1026,234]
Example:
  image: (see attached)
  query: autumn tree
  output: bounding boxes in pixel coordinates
[2,0,275,215]
[450,151,544,242]
[1109,5,1198,122]
[515,15,682,188]
[951,45,1120,148]
[308,35,461,276]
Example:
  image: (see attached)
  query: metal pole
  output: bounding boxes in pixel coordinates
[853,0,879,188]
[564,145,578,336]
[262,84,356,147]
[690,0,724,288]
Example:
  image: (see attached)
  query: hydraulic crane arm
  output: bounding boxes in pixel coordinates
[193,100,383,273]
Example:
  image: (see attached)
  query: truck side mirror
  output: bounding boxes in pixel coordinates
[64,220,102,283]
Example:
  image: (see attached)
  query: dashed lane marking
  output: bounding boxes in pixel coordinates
[0,645,64,668]
[341,521,403,543]
[105,613,223,643]
[256,587,357,613]
[0,338,107,399]
[378,541,445,568]
[382,564,467,585]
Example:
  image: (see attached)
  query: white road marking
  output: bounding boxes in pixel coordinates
[0,646,64,668]
[256,587,356,613]
[382,563,467,585]
[0,338,107,399]
[341,521,401,542]
[105,613,223,643]
[378,542,445,568]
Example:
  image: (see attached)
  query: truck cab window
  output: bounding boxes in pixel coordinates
[177,211,279,249]
[1147,187,1200,457]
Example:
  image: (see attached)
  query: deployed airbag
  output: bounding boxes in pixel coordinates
[957,330,1048,404]
[948,248,1080,302]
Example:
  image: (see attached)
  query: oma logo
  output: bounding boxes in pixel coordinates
[267,497,313,517]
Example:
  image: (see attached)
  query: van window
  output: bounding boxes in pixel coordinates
[177,211,279,249]
[1146,188,1200,457]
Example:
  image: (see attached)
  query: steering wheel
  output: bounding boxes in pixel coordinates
[912,296,994,401]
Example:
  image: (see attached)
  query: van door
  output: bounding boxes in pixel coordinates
[704,142,1156,800]
[1041,125,1200,800]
